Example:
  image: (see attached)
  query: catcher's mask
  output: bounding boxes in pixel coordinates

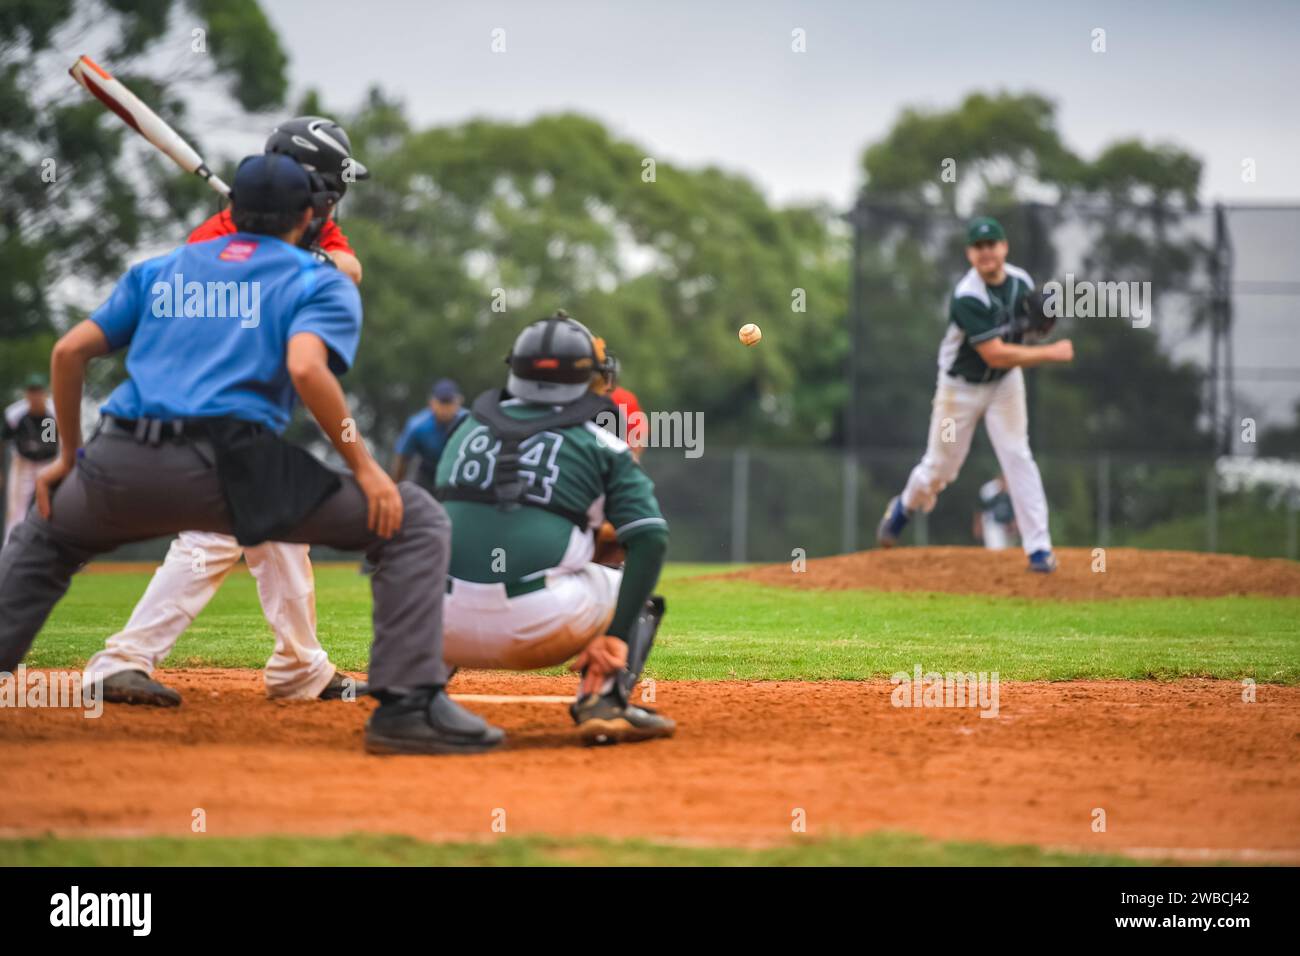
[597,347,621,392]
[505,311,614,404]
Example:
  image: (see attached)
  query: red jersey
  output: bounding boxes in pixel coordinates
[610,386,645,449]
[187,208,356,255]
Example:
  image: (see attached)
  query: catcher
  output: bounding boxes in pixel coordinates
[876,216,1073,572]
[435,313,674,744]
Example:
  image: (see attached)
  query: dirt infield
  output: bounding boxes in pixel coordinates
[2,669,1298,860]
[719,546,1300,600]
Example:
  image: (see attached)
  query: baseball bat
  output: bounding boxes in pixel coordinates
[69,53,230,196]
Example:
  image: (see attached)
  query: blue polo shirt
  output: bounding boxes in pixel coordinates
[91,233,361,434]
[397,406,469,485]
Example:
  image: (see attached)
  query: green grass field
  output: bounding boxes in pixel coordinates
[28,562,1300,684]
[0,832,1164,867]
[7,561,1299,866]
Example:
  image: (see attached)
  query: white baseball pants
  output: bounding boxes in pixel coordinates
[84,531,334,698]
[900,367,1052,555]
[979,515,1015,550]
[442,564,622,670]
[4,454,42,546]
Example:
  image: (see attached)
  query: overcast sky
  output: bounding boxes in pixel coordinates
[257,0,1300,208]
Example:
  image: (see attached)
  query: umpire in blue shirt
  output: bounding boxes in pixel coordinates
[0,154,503,756]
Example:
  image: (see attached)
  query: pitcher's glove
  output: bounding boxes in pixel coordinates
[593,521,625,568]
[1018,290,1055,339]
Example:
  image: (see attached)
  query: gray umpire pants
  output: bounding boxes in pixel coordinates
[0,429,452,690]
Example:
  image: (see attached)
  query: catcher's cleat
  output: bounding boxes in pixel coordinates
[99,670,182,708]
[570,691,676,745]
[1027,549,1058,573]
[365,687,505,756]
[318,670,368,700]
[876,495,910,548]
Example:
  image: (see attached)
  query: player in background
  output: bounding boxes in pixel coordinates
[2,375,57,546]
[588,348,644,564]
[189,117,364,284]
[876,216,1074,572]
[972,473,1017,550]
[390,379,469,495]
[84,118,371,706]
[436,313,674,744]
[594,353,646,462]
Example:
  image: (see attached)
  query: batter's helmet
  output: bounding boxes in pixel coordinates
[506,311,613,404]
[265,116,370,196]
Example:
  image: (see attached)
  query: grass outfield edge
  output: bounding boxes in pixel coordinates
[0,831,1229,867]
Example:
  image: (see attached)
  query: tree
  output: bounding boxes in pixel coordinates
[338,101,849,448]
[0,0,288,393]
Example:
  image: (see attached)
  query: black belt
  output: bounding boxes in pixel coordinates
[445,576,548,599]
[101,415,245,446]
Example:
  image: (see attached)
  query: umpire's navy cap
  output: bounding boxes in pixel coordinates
[230,154,313,215]
[431,378,461,401]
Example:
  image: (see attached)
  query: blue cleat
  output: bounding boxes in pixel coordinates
[1027,549,1058,573]
[876,495,911,548]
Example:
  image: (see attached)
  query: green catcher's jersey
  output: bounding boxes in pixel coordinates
[435,398,668,584]
[939,264,1034,383]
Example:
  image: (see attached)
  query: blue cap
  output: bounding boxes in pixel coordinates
[230,153,312,215]
[430,378,461,401]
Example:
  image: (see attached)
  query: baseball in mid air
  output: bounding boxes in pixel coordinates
[738,323,762,346]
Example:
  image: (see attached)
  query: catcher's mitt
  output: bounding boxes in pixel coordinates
[1017,289,1055,339]
[593,521,625,568]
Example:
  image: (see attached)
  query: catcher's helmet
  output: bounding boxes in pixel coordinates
[265,116,370,196]
[506,311,612,404]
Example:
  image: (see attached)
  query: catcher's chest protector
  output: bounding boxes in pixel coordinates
[439,389,616,527]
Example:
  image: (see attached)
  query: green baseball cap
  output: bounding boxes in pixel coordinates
[22,373,47,391]
[966,216,1006,245]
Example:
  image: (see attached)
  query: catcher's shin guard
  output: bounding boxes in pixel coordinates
[615,595,665,705]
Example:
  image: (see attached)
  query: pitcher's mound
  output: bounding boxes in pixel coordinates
[721,547,1300,600]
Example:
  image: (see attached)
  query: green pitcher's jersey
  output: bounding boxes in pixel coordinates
[939,264,1034,383]
[435,398,667,584]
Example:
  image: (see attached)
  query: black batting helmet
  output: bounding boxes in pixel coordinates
[265,116,370,196]
[506,311,613,404]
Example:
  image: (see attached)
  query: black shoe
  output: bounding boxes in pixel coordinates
[365,687,505,755]
[318,670,369,700]
[99,670,182,708]
[570,691,676,745]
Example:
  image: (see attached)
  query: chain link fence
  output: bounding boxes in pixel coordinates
[647,446,1300,564]
[845,199,1300,457]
